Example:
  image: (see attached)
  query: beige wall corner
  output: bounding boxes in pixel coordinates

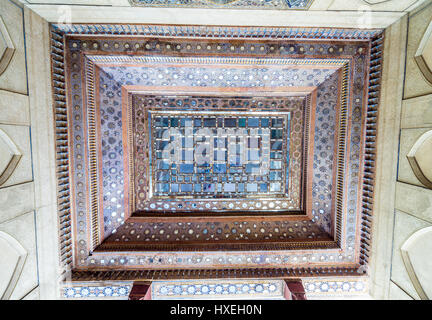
[0,124,32,188]
[25,4,404,28]
[401,94,432,129]
[308,0,333,10]
[389,281,414,299]
[406,0,432,13]
[368,15,408,300]
[329,0,419,12]
[0,0,28,95]
[395,182,432,223]
[24,7,62,300]
[21,286,40,300]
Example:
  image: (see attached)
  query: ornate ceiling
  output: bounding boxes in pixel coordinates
[128,0,313,10]
[51,24,383,282]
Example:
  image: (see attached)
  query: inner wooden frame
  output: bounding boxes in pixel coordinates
[121,86,317,219]
[84,60,348,253]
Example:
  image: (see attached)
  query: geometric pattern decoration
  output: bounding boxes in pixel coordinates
[302,277,369,297]
[415,20,432,86]
[62,283,131,299]
[407,130,432,189]
[0,128,22,186]
[129,0,313,10]
[62,277,369,299]
[0,231,27,300]
[151,279,285,300]
[0,15,15,77]
[401,226,432,300]
[50,23,383,282]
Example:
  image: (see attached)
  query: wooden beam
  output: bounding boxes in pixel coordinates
[128,281,152,300]
[284,279,307,300]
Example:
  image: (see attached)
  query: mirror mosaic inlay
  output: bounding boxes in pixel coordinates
[51,24,383,278]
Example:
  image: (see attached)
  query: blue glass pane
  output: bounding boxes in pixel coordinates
[151,113,290,198]
[213,164,227,173]
[180,164,194,173]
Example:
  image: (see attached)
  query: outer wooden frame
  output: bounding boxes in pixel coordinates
[123,87,315,217]
[77,52,348,253]
[50,24,384,280]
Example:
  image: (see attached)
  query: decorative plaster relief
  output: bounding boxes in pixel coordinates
[0,1,27,95]
[389,281,414,300]
[404,4,432,99]
[329,0,419,11]
[401,95,432,129]
[0,231,27,300]
[0,15,15,77]
[363,0,387,4]
[364,0,418,5]
[0,182,34,224]
[415,21,432,86]
[407,130,432,189]
[401,226,432,299]
[0,128,22,186]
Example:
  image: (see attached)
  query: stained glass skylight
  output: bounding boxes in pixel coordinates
[150,112,291,198]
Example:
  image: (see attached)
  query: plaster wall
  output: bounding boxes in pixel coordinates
[0,0,431,300]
